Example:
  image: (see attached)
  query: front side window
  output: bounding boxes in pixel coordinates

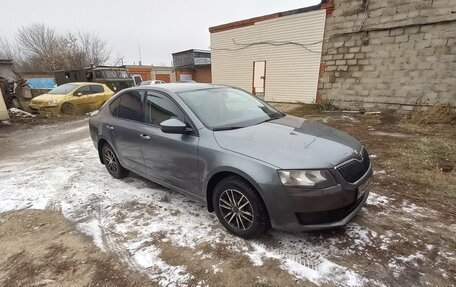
[145,92,184,126]
[118,92,142,121]
[177,88,282,130]
[90,85,104,93]
[74,85,91,95]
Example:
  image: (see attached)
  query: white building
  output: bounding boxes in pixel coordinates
[210,5,326,103]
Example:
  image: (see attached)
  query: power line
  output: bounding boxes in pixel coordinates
[211,1,369,54]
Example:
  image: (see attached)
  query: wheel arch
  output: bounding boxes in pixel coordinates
[205,168,268,216]
[60,101,74,112]
[97,138,109,164]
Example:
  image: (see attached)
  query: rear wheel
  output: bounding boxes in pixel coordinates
[101,143,128,179]
[61,102,76,115]
[213,176,270,239]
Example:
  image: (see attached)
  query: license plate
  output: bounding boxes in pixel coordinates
[358,179,371,199]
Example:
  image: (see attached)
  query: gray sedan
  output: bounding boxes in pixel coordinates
[89,83,372,238]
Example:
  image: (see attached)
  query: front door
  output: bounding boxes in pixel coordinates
[140,91,199,194]
[252,61,266,99]
[71,85,91,109]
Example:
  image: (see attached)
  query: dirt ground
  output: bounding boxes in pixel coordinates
[0,209,156,287]
[0,107,455,287]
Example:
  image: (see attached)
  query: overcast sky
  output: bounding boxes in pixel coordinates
[0,0,321,66]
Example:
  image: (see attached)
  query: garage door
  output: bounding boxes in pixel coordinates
[156,74,171,83]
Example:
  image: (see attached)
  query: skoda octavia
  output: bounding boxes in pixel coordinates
[89,84,372,238]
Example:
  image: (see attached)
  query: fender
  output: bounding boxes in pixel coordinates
[203,165,273,214]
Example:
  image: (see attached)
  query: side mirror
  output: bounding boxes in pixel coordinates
[160,118,191,134]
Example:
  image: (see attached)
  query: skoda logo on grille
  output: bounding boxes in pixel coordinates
[353,149,363,161]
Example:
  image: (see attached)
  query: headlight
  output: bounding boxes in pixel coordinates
[277,170,336,188]
[46,100,58,106]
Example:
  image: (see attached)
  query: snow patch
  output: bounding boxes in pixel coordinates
[9,108,36,117]
[367,192,392,207]
[373,170,386,176]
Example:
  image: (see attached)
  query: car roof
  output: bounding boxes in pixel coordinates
[61,82,104,86]
[133,83,227,93]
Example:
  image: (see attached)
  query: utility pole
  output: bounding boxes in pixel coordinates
[137,41,142,66]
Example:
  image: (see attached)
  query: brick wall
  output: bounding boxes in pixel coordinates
[176,66,212,83]
[318,0,456,110]
[126,67,152,81]
[194,66,212,83]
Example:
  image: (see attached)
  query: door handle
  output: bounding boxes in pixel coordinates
[140,133,150,140]
[106,125,114,130]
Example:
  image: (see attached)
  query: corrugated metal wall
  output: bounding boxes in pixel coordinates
[211,10,326,103]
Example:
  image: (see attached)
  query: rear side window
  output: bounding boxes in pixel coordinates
[109,96,121,116]
[145,92,184,126]
[118,92,142,122]
[90,85,104,93]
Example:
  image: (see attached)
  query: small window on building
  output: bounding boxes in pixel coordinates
[90,85,104,93]
[180,74,193,81]
[145,92,184,126]
[118,92,142,122]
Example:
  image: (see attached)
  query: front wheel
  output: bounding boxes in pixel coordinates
[61,102,76,115]
[101,143,128,179]
[213,176,270,239]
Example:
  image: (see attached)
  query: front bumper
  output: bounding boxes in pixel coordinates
[29,104,59,115]
[264,165,372,232]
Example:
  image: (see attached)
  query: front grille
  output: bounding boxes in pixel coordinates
[337,148,370,183]
[296,192,366,225]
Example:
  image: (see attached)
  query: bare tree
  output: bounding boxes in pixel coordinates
[78,32,110,66]
[16,24,62,71]
[3,24,112,72]
[0,38,14,59]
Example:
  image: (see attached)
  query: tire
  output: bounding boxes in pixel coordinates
[101,143,129,179]
[213,176,270,239]
[61,102,76,115]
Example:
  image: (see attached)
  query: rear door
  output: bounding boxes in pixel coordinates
[107,90,147,174]
[140,90,200,194]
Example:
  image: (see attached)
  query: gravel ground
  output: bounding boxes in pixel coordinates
[0,113,454,287]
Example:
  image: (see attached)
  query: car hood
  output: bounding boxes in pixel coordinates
[213,115,363,169]
[31,93,65,103]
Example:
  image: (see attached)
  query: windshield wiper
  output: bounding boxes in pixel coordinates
[259,113,284,124]
[213,126,244,131]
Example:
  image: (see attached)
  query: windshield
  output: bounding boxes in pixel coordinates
[102,70,130,79]
[177,87,283,130]
[48,83,78,94]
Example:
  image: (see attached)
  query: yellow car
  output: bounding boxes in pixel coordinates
[29,82,114,115]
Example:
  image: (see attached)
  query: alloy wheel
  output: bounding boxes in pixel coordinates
[104,148,118,173]
[218,189,254,230]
